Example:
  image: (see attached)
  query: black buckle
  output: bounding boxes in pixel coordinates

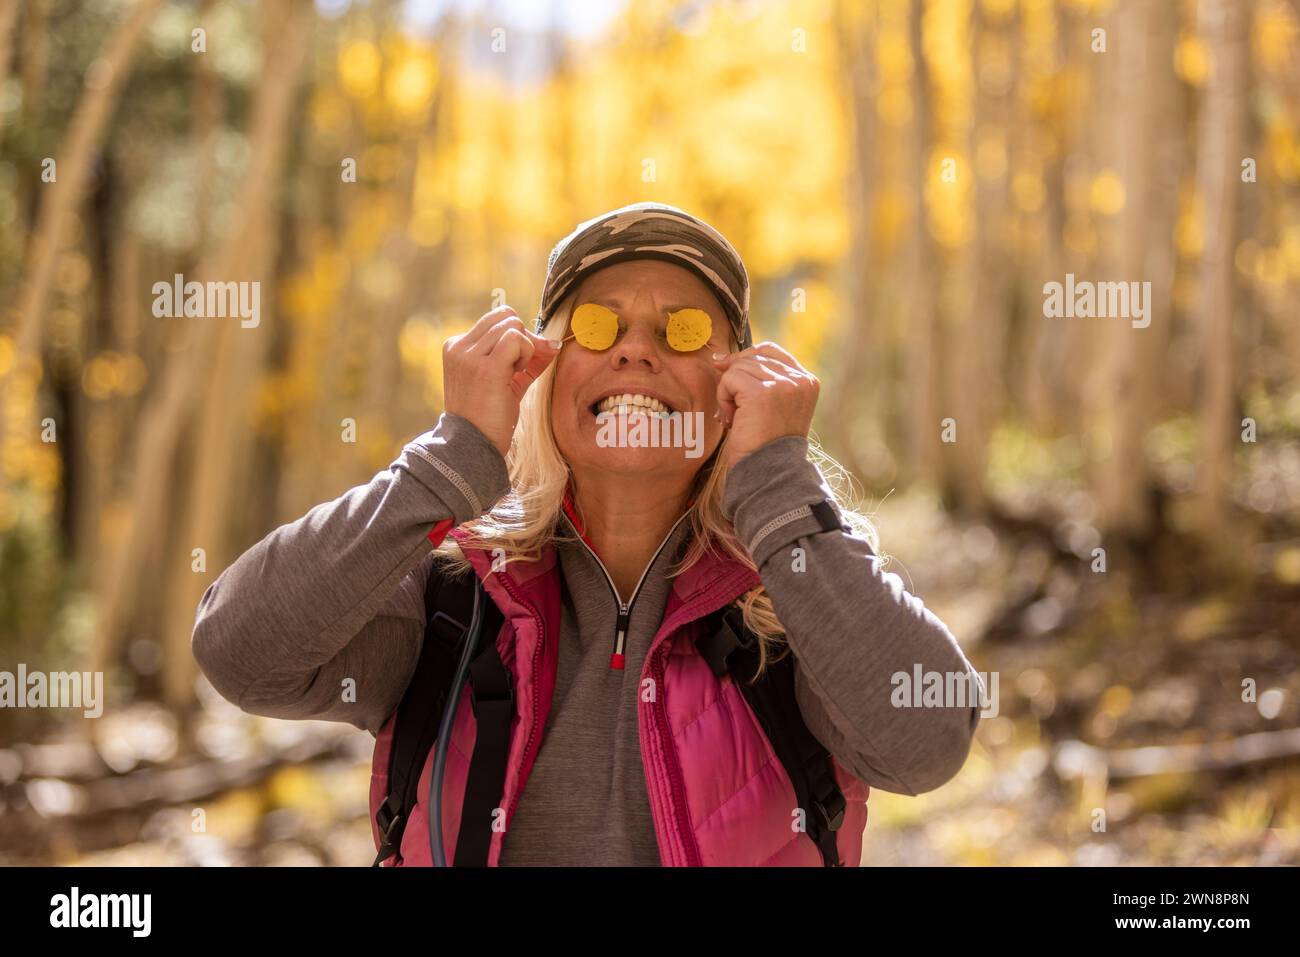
[722,609,757,651]
[696,622,738,678]
[467,635,515,712]
[376,795,403,845]
[469,674,515,710]
[429,610,469,648]
[813,791,846,831]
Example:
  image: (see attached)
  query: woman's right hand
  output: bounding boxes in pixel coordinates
[442,305,561,456]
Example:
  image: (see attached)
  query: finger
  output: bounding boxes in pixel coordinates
[750,340,804,370]
[506,328,561,366]
[755,353,805,379]
[491,324,558,363]
[719,351,812,393]
[714,342,808,377]
[461,305,520,347]
[755,347,818,389]
[754,354,813,386]
[472,314,529,355]
[510,344,559,396]
[716,391,736,424]
[716,362,780,424]
[715,363,740,421]
[493,327,562,379]
[726,355,798,386]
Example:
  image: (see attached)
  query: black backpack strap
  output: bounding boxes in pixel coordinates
[696,607,847,867]
[451,612,511,866]
[372,562,503,866]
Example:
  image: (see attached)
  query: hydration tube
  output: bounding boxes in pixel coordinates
[428,578,486,867]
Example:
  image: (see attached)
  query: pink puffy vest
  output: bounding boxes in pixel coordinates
[368,528,870,866]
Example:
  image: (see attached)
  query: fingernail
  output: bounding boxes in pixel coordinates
[712,408,720,421]
[711,352,727,361]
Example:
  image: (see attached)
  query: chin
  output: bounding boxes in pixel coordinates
[587,445,691,475]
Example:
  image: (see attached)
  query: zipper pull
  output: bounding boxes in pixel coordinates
[610,609,630,670]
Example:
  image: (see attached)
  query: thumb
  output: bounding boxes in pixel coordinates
[519,337,560,376]
[510,340,559,395]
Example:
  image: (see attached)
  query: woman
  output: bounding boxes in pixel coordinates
[192,201,983,867]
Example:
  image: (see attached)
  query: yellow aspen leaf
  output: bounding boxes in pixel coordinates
[665,308,712,352]
[571,303,619,351]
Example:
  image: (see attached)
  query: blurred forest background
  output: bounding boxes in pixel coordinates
[1,0,1299,866]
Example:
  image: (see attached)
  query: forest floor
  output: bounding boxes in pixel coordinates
[3,488,1298,866]
[859,490,1300,866]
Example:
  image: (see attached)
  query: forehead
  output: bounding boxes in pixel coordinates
[575,259,722,311]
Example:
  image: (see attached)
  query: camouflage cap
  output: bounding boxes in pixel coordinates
[535,201,752,349]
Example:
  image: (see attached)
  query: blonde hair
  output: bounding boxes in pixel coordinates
[434,291,879,677]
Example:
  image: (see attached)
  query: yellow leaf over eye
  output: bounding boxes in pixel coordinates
[571,302,619,351]
[666,308,712,352]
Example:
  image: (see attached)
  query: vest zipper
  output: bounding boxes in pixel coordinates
[651,640,702,866]
[563,509,691,671]
[613,610,631,670]
[492,572,545,843]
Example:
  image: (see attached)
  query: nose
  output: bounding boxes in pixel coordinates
[608,316,661,372]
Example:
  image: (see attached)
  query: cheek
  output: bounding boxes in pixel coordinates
[695,362,728,429]
[549,351,597,449]
[551,351,587,408]
[678,358,720,408]
[670,360,726,447]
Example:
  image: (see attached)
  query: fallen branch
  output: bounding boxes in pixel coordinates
[0,726,368,862]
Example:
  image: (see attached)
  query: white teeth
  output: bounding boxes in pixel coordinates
[595,393,671,416]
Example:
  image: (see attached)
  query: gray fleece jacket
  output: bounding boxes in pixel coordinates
[191,412,983,865]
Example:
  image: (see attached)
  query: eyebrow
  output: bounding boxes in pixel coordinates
[586,297,711,314]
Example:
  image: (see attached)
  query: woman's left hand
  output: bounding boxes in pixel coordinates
[712,341,820,468]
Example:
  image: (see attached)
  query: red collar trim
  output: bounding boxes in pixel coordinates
[561,485,595,551]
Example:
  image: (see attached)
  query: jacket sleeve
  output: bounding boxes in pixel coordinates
[191,412,511,734]
[721,435,983,795]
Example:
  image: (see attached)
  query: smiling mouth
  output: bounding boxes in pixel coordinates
[591,393,676,417]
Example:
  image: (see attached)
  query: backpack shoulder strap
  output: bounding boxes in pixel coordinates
[373,560,481,866]
[451,594,511,867]
[696,607,848,867]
